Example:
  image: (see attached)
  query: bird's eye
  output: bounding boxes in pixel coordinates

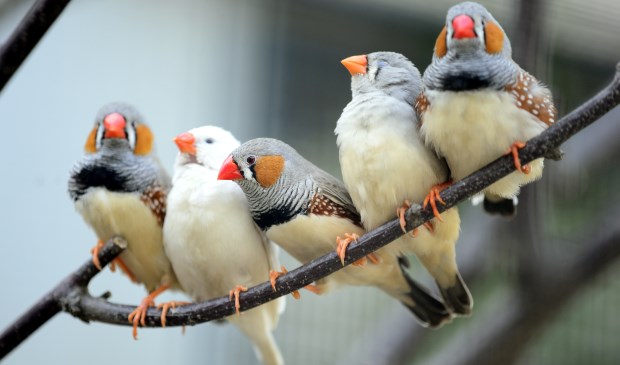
[246,155,256,165]
[377,60,388,69]
[206,138,214,144]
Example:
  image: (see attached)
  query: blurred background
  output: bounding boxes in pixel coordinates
[0,0,619,364]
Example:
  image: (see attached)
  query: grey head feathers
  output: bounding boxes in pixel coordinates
[95,101,145,127]
[93,102,145,152]
[423,1,518,91]
[68,102,169,201]
[352,51,422,106]
[230,138,359,230]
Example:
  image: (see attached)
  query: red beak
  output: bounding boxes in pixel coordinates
[452,14,476,39]
[218,155,243,180]
[173,132,196,155]
[103,112,127,139]
[341,55,368,76]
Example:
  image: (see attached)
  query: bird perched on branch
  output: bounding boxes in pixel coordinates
[218,137,452,327]
[163,126,285,365]
[68,102,180,339]
[417,1,557,216]
[336,51,472,316]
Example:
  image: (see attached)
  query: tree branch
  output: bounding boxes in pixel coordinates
[0,0,71,92]
[1,62,619,359]
[68,60,620,326]
[0,237,124,359]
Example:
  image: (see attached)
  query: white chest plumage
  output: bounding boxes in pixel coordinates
[336,96,446,230]
[75,188,175,292]
[164,174,277,304]
[420,89,546,198]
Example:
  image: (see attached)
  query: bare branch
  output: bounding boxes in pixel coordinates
[69,60,620,327]
[0,238,124,359]
[0,0,71,92]
[1,62,619,359]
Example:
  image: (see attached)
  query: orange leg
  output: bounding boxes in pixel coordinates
[112,257,138,283]
[336,233,379,266]
[423,180,452,222]
[270,266,319,299]
[90,240,105,270]
[506,141,531,174]
[157,301,191,327]
[127,284,170,340]
[90,240,137,283]
[303,284,321,295]
[229,285,249,316]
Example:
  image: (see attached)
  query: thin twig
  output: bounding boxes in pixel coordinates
[0,238,124,359]
[66,60,620,327]
[0,0,71,92]
[1,62,619,359]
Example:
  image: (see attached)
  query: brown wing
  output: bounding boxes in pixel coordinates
[140,184,167,226]
[414,91,430,126]
[504,69,557,127]
[308,193,362,228]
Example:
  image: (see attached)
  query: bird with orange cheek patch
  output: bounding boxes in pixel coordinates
[417,1,559,217]
[219,138,454,328]
[68,102,180,339]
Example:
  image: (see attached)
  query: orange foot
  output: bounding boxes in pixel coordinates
[270,266,319,299]
[423,180,453,222]
[397,200,434,237]
[127,284,170,340]
[89,240,138,283]
[90,240,105,270]
[506,141,531,174]
[336,233,379,267]
[157,301,191,327]
[229,285,248,316]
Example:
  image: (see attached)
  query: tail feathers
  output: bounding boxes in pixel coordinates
[232,313,284,365]
[438,272,473,316]
[483,196,517,217]
[250,331,284,365]
[398,257,452,328]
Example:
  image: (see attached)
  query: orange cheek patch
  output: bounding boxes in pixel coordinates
[434,27,448,58]
[255,155,284,188]
[485,21,504,54]
[84,126,98,153]
[134,124,154,156]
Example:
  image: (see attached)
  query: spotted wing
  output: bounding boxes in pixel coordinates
[505,69,557,127]
[140,184,167,226]
[310,172,362,227]
[414,91,430,126]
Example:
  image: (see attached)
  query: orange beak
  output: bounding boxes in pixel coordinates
[452,14,476,39]
[173,132,196,155]
[341,55,367,76]
[103,112,127,139]
[218,155,243,180]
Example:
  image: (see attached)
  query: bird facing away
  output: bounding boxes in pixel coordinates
[417,1,557,216]
[163,126,285,365]
[336,51,472,316]
[218,137,453,328]
[68,102,180,339]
